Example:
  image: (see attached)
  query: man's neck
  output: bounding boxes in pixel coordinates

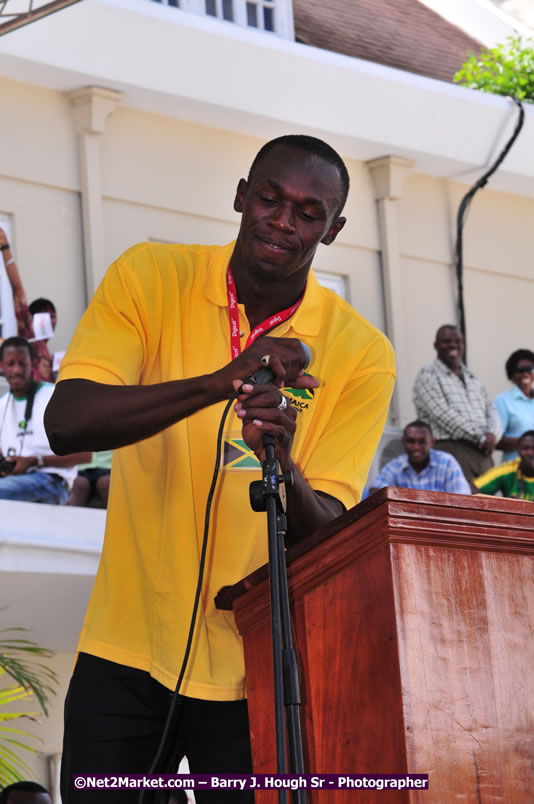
[229,261,308,331]
[409,455,430,474]
[440,358,463,379]
[11,387,32,400]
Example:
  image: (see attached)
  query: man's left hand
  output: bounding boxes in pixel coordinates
[9,456,36,475]
[233,381,299,468]
[480,432,497,456]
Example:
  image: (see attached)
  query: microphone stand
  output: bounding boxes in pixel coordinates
[250,434,306,804]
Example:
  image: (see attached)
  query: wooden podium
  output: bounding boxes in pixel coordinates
[217,488,534,802]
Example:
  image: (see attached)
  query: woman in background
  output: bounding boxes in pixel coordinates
[494,349,534,462]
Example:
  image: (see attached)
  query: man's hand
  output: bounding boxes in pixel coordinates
[0,455,14,477]
[0,228,8,248]
[479,432,497,456]
[5,456,35,475]
[234,382,299,468]
[214,337,315,399]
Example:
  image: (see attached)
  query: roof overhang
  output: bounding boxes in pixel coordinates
[0,0,533,196]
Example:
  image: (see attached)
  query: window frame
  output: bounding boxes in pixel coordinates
[152,0,295,40]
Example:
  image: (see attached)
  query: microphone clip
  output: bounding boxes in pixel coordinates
[249,434,294,514]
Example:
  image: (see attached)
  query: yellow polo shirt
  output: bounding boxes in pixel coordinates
[59,241,395,700]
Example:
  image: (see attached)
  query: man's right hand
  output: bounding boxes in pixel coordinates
[0,455,15,477]
[213,337,315,398]
[0,228,9,248]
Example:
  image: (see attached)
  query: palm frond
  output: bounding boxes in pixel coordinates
[0,624,59,784]
[0,629,58,714]
[0,739,37,787]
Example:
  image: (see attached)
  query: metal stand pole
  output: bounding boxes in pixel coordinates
[250,434,307,804]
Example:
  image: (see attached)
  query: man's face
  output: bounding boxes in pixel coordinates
[403,426,434,467]
[1,346,33,396]
[518,435,534,475]
[233,145,346,284]
[434,327,464,369]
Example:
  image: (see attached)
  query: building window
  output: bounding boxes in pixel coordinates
[315,272,347,300]
[151,0,294,39]
[205,0,234,22]
[245,0,275,31]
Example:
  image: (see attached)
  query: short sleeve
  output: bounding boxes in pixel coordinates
[59,254,154,387]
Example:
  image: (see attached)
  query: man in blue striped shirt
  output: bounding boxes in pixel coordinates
[370,420,471,495]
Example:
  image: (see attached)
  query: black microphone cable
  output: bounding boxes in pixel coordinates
[139,388,240,804]
[455,95,524,363]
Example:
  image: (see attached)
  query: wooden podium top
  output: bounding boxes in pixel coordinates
[215,487,534,612]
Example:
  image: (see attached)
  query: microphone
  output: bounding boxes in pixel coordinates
[248,341,311,386]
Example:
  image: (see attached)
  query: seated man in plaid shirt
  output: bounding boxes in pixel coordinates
[370,420,470,495]
[413,325,502,484]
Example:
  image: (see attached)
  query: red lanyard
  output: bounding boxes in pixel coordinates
[226,265,303,359]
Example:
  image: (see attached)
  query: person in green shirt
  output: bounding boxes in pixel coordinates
[474,430,534,501]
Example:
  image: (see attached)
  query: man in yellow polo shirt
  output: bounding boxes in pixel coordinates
[45,135,395,802]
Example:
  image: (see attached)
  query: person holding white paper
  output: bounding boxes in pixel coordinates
[0,227,56,382]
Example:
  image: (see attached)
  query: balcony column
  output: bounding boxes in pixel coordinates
[68,87,122,304]
[367,155,414,426]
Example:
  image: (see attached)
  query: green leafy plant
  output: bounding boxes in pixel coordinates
[0,628,58,787]
[454,36,534,103]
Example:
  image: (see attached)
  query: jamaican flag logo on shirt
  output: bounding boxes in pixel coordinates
[284,376,316,413]
[223,436,260,470]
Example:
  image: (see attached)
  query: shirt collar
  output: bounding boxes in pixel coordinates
[510,384,533,401]
[433,358,475,380]
[287,269,323,337]
[203,241,324,337]
[203,241,236,307]
[399,454,411,473]
[402,450,435,473]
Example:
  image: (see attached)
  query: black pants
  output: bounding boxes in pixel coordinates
[61,653,254,803]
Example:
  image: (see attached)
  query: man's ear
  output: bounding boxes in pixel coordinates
[233,178,248,213]
[321,216,346,246]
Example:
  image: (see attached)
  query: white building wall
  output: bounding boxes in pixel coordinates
[0,77,85,351]
[1,74,533,417]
